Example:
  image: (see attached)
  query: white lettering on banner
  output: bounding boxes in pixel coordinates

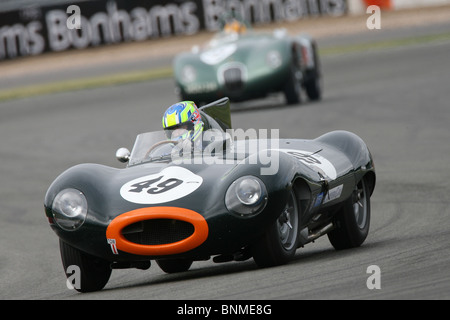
[202,0,347,30]
[0,21,45,59]
[1,0,347,60]
[45,1,200,52]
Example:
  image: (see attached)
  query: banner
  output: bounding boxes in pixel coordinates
[0,0,348,61]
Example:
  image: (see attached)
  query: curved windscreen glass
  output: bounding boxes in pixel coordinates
[127,130,233,166]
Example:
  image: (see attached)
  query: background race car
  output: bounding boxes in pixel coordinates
[173,19,322,105]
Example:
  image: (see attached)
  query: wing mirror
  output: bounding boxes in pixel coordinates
[116,147,130,163]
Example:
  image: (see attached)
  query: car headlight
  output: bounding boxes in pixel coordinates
[266,50,282,69]
[52,188,88,231]
[225,176,268,216]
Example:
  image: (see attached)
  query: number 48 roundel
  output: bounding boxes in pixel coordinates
[120,167,203,204]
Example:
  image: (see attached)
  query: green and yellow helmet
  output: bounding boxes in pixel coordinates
[162,101,203,142]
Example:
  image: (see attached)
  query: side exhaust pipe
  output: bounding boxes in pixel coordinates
[298,222,334,247]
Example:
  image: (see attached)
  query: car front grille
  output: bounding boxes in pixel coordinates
[122,219,195,245]
[222,67,244,91]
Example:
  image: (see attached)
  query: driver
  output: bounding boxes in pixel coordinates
[162,101,206,152]
[223,18,247,34]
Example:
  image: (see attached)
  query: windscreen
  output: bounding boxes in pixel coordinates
[127,130,233,166]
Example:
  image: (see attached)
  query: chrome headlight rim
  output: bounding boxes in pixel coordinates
[52,188,88,231]
[225,176,268,217]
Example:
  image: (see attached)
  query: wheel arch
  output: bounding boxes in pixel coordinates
[362,170,376,197]
[292,177,313,218]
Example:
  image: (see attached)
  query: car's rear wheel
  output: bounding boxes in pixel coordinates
[327,179,371,250]
[251,188,300,267]
[156,258,193,274]
[59,239,112,292]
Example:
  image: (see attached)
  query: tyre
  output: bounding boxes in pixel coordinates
[327,179,371,250]
[251,188,300,267]
[283,66,302,105]
[304,43,323,101]
[304,71,322,101]
[59,239,112,292]
[156,258,193,274]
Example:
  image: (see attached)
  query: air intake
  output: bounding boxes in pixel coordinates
[122,219,195,245]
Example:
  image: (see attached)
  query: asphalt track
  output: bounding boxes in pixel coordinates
[1,22,450,301]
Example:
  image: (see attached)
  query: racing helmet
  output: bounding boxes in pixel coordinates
[223,19,247,34]
[162,101,204,142]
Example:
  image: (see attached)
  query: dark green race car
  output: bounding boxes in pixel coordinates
[44,98,375,292]
[173,29,322,105]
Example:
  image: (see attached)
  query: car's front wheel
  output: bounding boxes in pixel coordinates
[304,70,322,101]
[251,188,300,267]
[304,42,323,101]
[59,239,112,292]
[283,66,302,105]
